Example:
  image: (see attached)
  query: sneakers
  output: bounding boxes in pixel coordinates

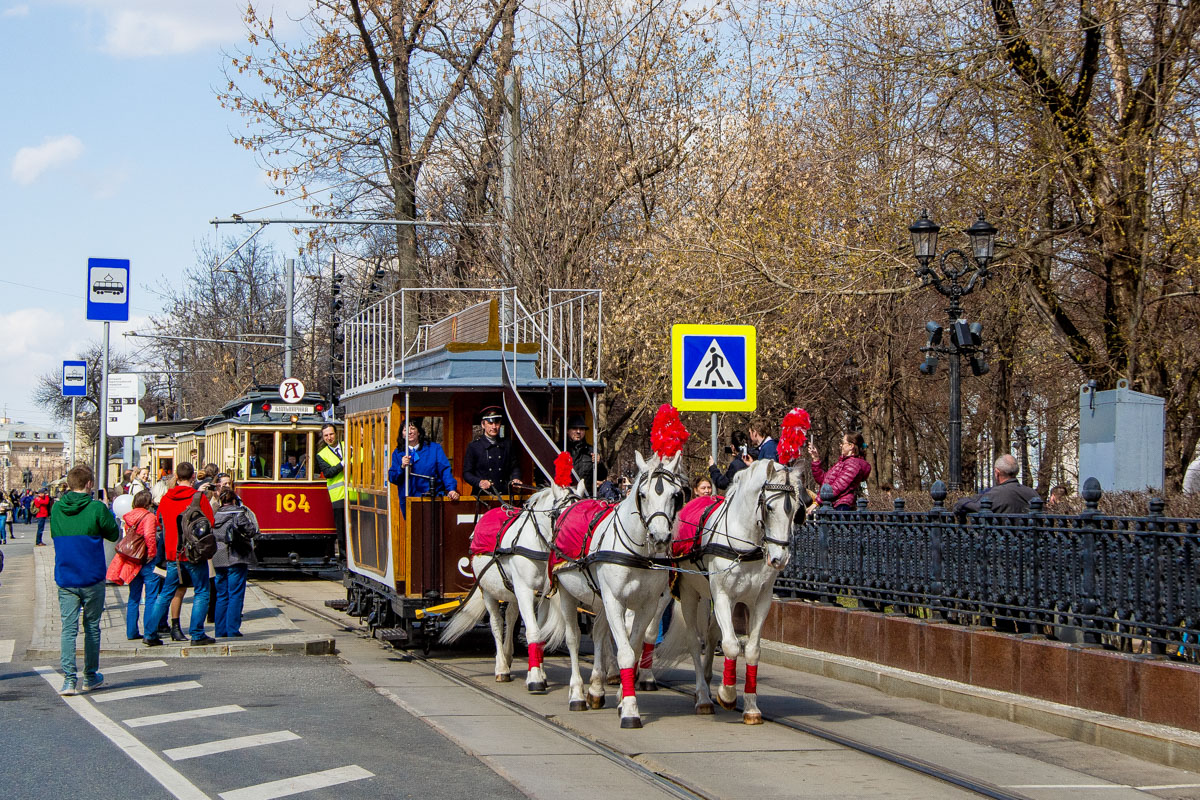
[82,673,104,693]
[59,679,78,696]
[190,635,217,646]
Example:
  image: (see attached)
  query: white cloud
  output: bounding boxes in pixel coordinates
[10,135,84,185]
[2,4,30,18]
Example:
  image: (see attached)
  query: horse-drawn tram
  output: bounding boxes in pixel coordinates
[336,288,604,649]
[140,385,340,569]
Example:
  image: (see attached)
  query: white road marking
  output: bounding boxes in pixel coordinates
[165,730,300,761]
[125,705,246,728]
[219,765,374,800]
[1006,786,1127,790]
[35,667,210,800]
[93,680,203,703]
[0,639,14,663]
[104,660,168,675]
[1138,785,1200,791]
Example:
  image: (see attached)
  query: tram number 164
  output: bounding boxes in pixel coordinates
[276,493,312,513]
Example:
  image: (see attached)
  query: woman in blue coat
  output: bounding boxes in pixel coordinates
[388,419,460,514]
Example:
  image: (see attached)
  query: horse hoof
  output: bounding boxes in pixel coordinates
[696,703,715,715]
[717,696,738,711]
[587,694,606,710]
[636,680,658,692]
[569,700,588,711]
[620,716,643,729]
[495,673,513,683]
[606,675,620,686]
[527,681,548,693]
[743,712,763,725]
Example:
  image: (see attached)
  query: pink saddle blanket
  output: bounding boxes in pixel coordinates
[673,496,724,557]
[470,507,523,555]
[551,499,616,570]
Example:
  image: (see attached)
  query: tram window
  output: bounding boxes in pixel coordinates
[280,432,309,479]
[247,433,275,479]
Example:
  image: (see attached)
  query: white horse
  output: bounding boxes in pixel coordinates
[440,483,581,691]
[666,459,803,723]
[547,451,687,728]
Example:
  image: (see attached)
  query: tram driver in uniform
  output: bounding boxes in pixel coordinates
[388,418,459,515]
[462,406,522,496]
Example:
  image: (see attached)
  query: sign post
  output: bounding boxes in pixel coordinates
[87,258,130,492]
[671,324,757,462]
[62,360,87,468]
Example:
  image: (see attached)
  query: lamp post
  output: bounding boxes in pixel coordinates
[909,210,997,490]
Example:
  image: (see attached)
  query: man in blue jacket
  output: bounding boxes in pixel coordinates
[388,419,459,515]
[51,464,120,695]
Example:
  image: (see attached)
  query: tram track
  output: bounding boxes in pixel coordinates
[263,583,1032,800]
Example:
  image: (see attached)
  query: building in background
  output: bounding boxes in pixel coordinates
[0,418,67,494]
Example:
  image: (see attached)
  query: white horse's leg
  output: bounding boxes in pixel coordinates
[602,589,656,729]
[502,597,519,679]
[482,590,512,682]
[712,590,742,710]
[586,608,610,709]
[740,586,773,724]
[679,581,714,714]
[636,590,671,691]
[557,589,588,710]
[514,581,547,692]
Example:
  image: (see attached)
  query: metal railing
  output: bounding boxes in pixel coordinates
[777,478,1200,656]
[342,286,602,395]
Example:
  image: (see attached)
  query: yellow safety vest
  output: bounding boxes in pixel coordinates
[317,444,358,503]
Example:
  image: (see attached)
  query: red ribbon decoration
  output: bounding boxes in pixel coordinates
[777,407,813,466]
[554,452,574,487]
[650,403,689,459]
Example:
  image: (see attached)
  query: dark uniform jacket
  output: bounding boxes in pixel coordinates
[565,439,595,494]
[954,479,1039,515]
[462,436,521,495]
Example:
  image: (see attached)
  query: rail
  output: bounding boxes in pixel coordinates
[777,477,1200,657]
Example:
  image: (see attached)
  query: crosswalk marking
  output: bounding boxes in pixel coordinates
[93,680,203,703]
[165,730,300,761]
[104,660,168,675]
[0,639,14,663]
[124,705,246,728]
[219,765,375,800]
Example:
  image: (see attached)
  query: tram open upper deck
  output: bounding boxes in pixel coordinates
[338,288,603,644]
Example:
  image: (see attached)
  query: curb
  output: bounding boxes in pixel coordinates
[760,639,1200,772]
[25,637,335,660]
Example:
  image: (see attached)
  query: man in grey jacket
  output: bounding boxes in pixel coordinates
[954,454,1040,515]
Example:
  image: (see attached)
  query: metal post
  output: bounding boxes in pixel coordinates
[284,257,295,379]
[98,321,110,493]
[948,328,962,491]
[70,397,77,467]
[711,412,719,464]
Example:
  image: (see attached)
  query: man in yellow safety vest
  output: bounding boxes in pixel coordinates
[316,423,356,563]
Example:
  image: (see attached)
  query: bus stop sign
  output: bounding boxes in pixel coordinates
[86,258,130,322]
[671,324,757,412]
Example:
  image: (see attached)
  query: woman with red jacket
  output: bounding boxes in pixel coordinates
[809,432,871,509]
[106,490,161,640]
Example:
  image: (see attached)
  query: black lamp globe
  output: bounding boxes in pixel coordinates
[908,209,940,267]
[965,212,997,265]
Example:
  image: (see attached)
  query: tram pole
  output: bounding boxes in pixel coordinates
[97,321,110,494]
[70,397,77,467]
[284,257,295,379]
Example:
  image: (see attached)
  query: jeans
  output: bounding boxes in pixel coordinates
[59,582,105,682]
[126,562,163,640]
[146,561,211,640]
[213,564,249,637]
[36,517,47,544]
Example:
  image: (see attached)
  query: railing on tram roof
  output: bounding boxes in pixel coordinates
[341,286,602,394]
[778,477,1200,658]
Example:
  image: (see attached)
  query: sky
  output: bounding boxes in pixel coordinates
[0,0,312,430]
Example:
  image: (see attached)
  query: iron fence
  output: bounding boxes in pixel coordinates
[777,478,1200,656]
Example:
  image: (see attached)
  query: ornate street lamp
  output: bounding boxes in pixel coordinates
[908,210,997,490]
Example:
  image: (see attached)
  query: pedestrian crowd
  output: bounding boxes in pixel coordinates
[47,461,260,696]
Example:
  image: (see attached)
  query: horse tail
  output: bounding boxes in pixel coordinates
[652,597,692,668]
[539,591,568,652]
[439,585,487,644]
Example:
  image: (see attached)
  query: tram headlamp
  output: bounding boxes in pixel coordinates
[290,414,300,424]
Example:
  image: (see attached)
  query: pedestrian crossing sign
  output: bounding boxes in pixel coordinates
[671,324,757,411]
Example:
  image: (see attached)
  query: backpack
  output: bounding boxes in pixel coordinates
[153,512,167,568]
[177,493,217,563]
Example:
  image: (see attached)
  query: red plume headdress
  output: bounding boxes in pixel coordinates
[554,452,575,487]
[650,403,689,459]
[777,407,812,465]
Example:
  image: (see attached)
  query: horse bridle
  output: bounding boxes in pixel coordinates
[633,466,687,530]
[754,469,799,550]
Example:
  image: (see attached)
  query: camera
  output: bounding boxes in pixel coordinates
[723,445,736,455]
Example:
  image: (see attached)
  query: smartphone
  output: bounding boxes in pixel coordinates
[739,445,748,458]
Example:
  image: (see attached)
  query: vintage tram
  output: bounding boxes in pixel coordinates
[337,288,603,647]
[140,386,341,569]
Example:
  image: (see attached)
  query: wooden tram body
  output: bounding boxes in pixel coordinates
[338,290,603,647]
[141,387,341,569]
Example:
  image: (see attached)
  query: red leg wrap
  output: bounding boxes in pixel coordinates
[620,667,636,698]
[745,664,758,694]
[723,657,737,686]
[528,641,544,669]
[639,642,655,670]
